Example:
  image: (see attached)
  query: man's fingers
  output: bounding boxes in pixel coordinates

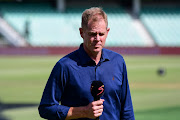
[85,99,104,119]
[93,107,103,117]
[93,107,103,113]
[92,99,104,106]
[92,104,103,111]
[94,112,103,118]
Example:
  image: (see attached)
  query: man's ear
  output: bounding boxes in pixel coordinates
[79,28,84,39]
[107,28,110,33]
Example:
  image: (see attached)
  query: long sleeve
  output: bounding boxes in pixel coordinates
[38,62,70,120]
[120,60,135,120]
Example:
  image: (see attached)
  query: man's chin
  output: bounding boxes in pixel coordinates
[92,47,102,53]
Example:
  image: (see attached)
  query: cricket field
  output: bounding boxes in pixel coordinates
[0,55,180,120]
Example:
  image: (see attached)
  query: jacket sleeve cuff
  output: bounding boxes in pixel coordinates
[57,105,70,120]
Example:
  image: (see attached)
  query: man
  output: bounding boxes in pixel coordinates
[38,7,135,120]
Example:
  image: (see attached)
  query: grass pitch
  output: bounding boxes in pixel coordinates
[0,55,180,120]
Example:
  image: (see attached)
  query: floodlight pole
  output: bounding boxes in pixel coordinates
[57,0,66,12]
[133,0,141,18]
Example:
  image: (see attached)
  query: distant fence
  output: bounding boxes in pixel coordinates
[0,47,180,55]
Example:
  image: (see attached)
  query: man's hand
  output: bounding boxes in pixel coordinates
[85,99,104,119]
[65,99,104,120]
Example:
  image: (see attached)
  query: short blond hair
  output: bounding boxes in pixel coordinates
[81,7,108,29]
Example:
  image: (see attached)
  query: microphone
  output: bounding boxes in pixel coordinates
[91,81,105,120]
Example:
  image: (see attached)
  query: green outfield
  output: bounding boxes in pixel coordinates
[0,55,180,120]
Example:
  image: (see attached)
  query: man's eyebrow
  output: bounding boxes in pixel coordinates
[88,31,105,33]
[88,31,96,33]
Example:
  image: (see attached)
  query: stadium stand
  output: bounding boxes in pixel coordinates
[140,6,180,47]
[0,2,151,47]
[105,7,150,47]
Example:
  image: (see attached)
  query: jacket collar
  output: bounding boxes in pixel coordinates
[78,43,110,65]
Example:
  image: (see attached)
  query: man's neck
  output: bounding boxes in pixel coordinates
[90,51,101,65]
[83,46,102,65]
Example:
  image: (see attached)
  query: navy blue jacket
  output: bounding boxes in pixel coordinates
[39,44,135,120]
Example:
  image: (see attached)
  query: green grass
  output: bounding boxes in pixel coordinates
[0,55,180,120]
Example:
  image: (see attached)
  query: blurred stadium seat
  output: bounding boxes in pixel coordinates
[0,2,149,47]
[0,2,180,47]
[141,6,180,47]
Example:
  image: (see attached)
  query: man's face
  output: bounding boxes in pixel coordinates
[80,19,110,54]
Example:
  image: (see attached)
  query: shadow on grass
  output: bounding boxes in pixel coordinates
[135,106,180,120]
[0,101,38,120]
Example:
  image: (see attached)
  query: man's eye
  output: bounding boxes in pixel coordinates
[99,33,104,36]
[89,33,97,36]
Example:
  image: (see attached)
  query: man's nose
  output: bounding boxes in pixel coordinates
[95,34,100,41]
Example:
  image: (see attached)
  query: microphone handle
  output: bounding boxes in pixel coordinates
[95,117,99,120]
[94,97,100,120]
[94,97,100,101]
